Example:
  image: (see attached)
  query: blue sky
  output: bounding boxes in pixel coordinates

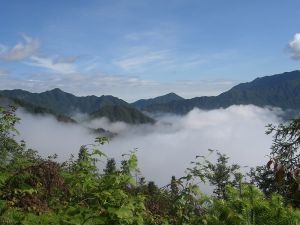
[0,0,300,101]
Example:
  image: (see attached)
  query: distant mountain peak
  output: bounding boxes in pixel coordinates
[163,92,182,97]
[51,87,63,91]
[47,88,65,93]
[154,92,184,102]
[42,88,77,98]
[132,92,184,110]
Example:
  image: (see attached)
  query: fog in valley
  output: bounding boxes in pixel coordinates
[16,105,283,186]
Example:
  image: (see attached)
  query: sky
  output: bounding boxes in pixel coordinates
[1,0,300,101]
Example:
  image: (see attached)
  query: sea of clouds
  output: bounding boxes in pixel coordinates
[16,105,283,186]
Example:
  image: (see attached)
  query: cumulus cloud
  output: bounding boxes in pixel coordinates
[288,33,300,60]
[0,34,39,61]
[16,105,282,187]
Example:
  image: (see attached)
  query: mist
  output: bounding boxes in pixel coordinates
[16,105,283,186]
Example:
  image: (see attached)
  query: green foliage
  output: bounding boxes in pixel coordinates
[251,115,300,207]
[188,150,241,199]
[0,106,20,166]
[266,116,300,171]
[0,106,300,224]
[201,185,300,225]
[104,158,117,175]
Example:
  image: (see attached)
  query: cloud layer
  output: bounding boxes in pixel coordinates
[16,105,282,187]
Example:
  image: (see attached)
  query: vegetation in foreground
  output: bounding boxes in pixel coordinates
[0,106,300,224]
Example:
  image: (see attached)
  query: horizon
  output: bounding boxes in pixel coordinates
[1,1,300,101]
[1,87,184,102]
[2,69,299,102]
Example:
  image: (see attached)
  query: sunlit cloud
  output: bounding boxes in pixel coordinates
[288,33,300,60]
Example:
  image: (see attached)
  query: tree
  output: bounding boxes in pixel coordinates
[104,158,117,174]
[251,116,300,206]
[121,159,130,174]
[266,116,300,171]
[189,150,240,199]
[147,181,158,195]
[0,106,20,167]
[170,175,179,198]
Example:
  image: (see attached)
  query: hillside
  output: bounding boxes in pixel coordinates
[0,88,129,115]
[0,96,76,123]
[90,105,155,124]
[0,88,154,124]
[136,70,300,114]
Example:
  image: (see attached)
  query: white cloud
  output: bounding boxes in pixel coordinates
[124,29,174,42]
[16,110,95,161]
[0,34,78,74]
[113,44,238,73]
[114,49,170,71]
[27,56,77,74]
[53,56,78,64]
[124,31,158,41]
[0,34,39,61]
[16,105,282,187]
[288,33,300,60]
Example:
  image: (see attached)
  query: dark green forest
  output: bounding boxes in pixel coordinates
[1,106,300,224]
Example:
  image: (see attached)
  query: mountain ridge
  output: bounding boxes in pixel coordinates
[135,70,300,114]
[0,88,154,124]
[1,70,300,120]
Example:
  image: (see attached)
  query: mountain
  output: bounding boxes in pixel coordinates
[0,88,129,115]
[0,95,76,123]
[90,105,154,124]
[132,92,184,110]
[2,70,300,121]
[0,88,154,124]
[134,70,300,114]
